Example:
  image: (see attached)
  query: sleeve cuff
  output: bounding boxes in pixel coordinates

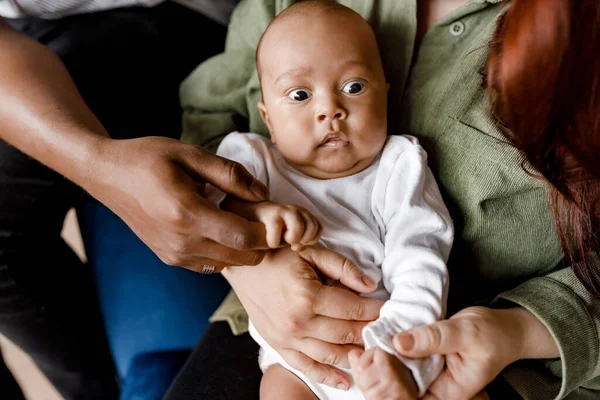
[362,319,443,397]
[494,275,599,399]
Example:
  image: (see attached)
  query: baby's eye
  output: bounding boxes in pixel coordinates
[342,81,365,95]
[288,89,312,102]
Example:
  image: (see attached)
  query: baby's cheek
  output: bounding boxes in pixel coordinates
[278,137,313,164]
[368,130,387,152]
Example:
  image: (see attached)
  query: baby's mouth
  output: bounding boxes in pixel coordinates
[320,132,350,148]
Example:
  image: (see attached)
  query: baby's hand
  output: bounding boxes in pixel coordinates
[254,202,322,250]
[349,347,418,400]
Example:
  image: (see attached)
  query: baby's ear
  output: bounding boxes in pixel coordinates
[257,101,276,143]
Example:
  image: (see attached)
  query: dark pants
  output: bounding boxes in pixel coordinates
[0,4,226,399]
[164,322,262,400]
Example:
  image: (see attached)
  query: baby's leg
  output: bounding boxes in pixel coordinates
[261,364,319,400]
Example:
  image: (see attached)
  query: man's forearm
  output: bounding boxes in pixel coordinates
[0,19,109,185]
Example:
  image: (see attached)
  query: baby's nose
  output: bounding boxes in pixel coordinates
[317,110,346,122]
[316,97,348,122]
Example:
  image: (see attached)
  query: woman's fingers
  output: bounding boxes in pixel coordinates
[280,348,352,390]
[296,338,359,368]
[313,285,384,321]
[304,316,368,345]
[298,245,378,293]
[393,319,466,358]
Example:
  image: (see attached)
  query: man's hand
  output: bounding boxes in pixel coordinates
[0,23,270,271]
[227,200,322,250]
[85,136,271,272]
[223,245,383,390]
[349,347,418,400]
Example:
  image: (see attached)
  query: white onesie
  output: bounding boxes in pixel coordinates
[212,132,454,399]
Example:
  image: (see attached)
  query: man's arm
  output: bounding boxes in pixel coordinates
[0,18,271,270]
[0,18,110,183]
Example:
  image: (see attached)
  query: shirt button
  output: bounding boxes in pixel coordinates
[450,21,466,36]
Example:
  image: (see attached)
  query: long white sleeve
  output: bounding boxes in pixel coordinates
[362,136,454,397]
[209,133,453,398]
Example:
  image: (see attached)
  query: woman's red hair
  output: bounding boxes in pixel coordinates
[488,0,600,296]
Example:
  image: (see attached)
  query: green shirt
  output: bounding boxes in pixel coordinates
[179,0,600,398]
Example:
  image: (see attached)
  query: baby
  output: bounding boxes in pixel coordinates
[209,1,454,399]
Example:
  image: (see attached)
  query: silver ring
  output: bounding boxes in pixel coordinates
[200,265,216,274]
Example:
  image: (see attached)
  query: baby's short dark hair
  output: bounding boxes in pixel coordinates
[255,0,365,80]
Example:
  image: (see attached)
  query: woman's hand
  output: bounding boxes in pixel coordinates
[86,136,271,272]
[223,245,384,390]
[393,306,557,400]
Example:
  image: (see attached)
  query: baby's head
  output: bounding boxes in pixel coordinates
[256,0,388,179]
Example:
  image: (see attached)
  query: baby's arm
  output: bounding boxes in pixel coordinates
[205,132,322,251]
[357,138,454,398]
[221,197,322,250]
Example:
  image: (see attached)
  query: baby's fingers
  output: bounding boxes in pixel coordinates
[282,209,306,245]
[348,348,364,371]
[352,354,383,398]
[265,216,284,248]
[291,243,306,252]
[300,210,322,246]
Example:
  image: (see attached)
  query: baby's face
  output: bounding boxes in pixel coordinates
[257,10,388,179]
